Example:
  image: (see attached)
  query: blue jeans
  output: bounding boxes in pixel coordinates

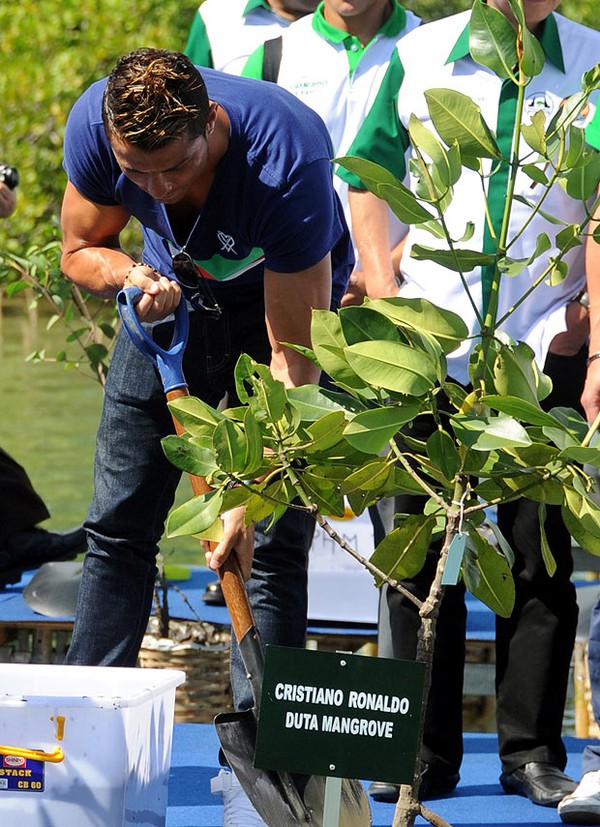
[65,298,314,709]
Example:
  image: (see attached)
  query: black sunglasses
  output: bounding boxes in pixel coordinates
[171,250,222,320]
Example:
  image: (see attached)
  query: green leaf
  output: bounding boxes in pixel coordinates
[497,233,551,278]
[411,244,496,272]
[166,489,224,538]
[490,341,549,405]
[538,502,557,577]
[301,468,346,517]
[370,514,436,584]
[234,354,289,424]
[424,88,501,160]
[543,406,590,448]
[377,181,439,225]
[565,122,586,169]
[416,219,447,240]
[451,412,532,451]
[311,310,368,392]
[481,394,566,429]
[167,395,223,436]
[287,384,363,421]
[161,434,218,478]
[546,258,568,286]
[559,151,600,201]
[463,529,515,617]
[456,221,475,243]
[521,110,548,156]
[408,115,461,190]
[387,465,430,496]
[555,224,582,255]
[213,418,247,474]
[400,326,447,384]
[241,482,282,525]
[344,405,420,455]
[521,162,549,186]
[339,305,403,346]
[305,411,349,453]
[562,501,600,556]
[563,489,600,555]
[341,458,393,495]
[242,408,264,478]
[426,429,461,481]
[519,24,546,78]
[558,446,600,468]
[335,156,435,223]
[344,340,438,396]
[367,296,468,354]
[469,0,517,79]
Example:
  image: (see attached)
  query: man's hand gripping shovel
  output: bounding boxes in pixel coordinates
[117,286,371,827]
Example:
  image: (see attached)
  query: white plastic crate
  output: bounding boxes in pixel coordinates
[0,663,185,826]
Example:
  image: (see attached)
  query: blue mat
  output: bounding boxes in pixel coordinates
[168,725,587,826]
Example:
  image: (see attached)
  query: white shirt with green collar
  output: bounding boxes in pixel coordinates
[185,0,294,74]
[243,1,420,256]
[341,9,600,384]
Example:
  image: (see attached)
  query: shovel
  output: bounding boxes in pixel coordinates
[23,561,83,617]
[117,286,371,826]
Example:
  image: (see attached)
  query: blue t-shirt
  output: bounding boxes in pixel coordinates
[63,68,353,307]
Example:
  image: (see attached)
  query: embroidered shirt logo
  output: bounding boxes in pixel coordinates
[524,92,555,120]
[217,231,236,253]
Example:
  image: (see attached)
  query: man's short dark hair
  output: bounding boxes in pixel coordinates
[102,48,210,150]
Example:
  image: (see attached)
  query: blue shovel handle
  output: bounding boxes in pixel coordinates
[116,285,190,393]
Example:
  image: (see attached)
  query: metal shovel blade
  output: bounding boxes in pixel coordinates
[215,709,371,827]
[23,561,83,617]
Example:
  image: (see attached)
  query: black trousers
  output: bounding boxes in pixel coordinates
[382,348,586,774]
[0,447,50,543]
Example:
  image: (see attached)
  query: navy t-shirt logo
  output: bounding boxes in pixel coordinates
[218,231,236,254]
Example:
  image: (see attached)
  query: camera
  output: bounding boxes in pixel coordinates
[0,163,19,190]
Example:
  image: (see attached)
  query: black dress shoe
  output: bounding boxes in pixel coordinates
[202,578,225,606]
[368,764,459,803]
[368,781,399,803]
[500,762,577,807]
[420,764,460,800]
[0,526,87,588]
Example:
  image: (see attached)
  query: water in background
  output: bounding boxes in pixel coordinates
[0,305,202,564]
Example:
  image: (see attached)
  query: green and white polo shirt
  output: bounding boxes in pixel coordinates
[243,0,420,253]
[185,0,296,74]
[340,9,600,384]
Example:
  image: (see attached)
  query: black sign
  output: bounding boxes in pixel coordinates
[254,646,425,783]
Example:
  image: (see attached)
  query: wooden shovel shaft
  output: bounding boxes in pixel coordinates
[166,387,254,643]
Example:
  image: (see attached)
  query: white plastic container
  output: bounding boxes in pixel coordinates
[0,663,185,826]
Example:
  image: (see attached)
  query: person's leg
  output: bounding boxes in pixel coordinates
[496,496,577,770]
[497,349,585,805]
[65,325,181,665]
[371,409,466,801]
[386,545,467,779]
[187,297,317,710]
